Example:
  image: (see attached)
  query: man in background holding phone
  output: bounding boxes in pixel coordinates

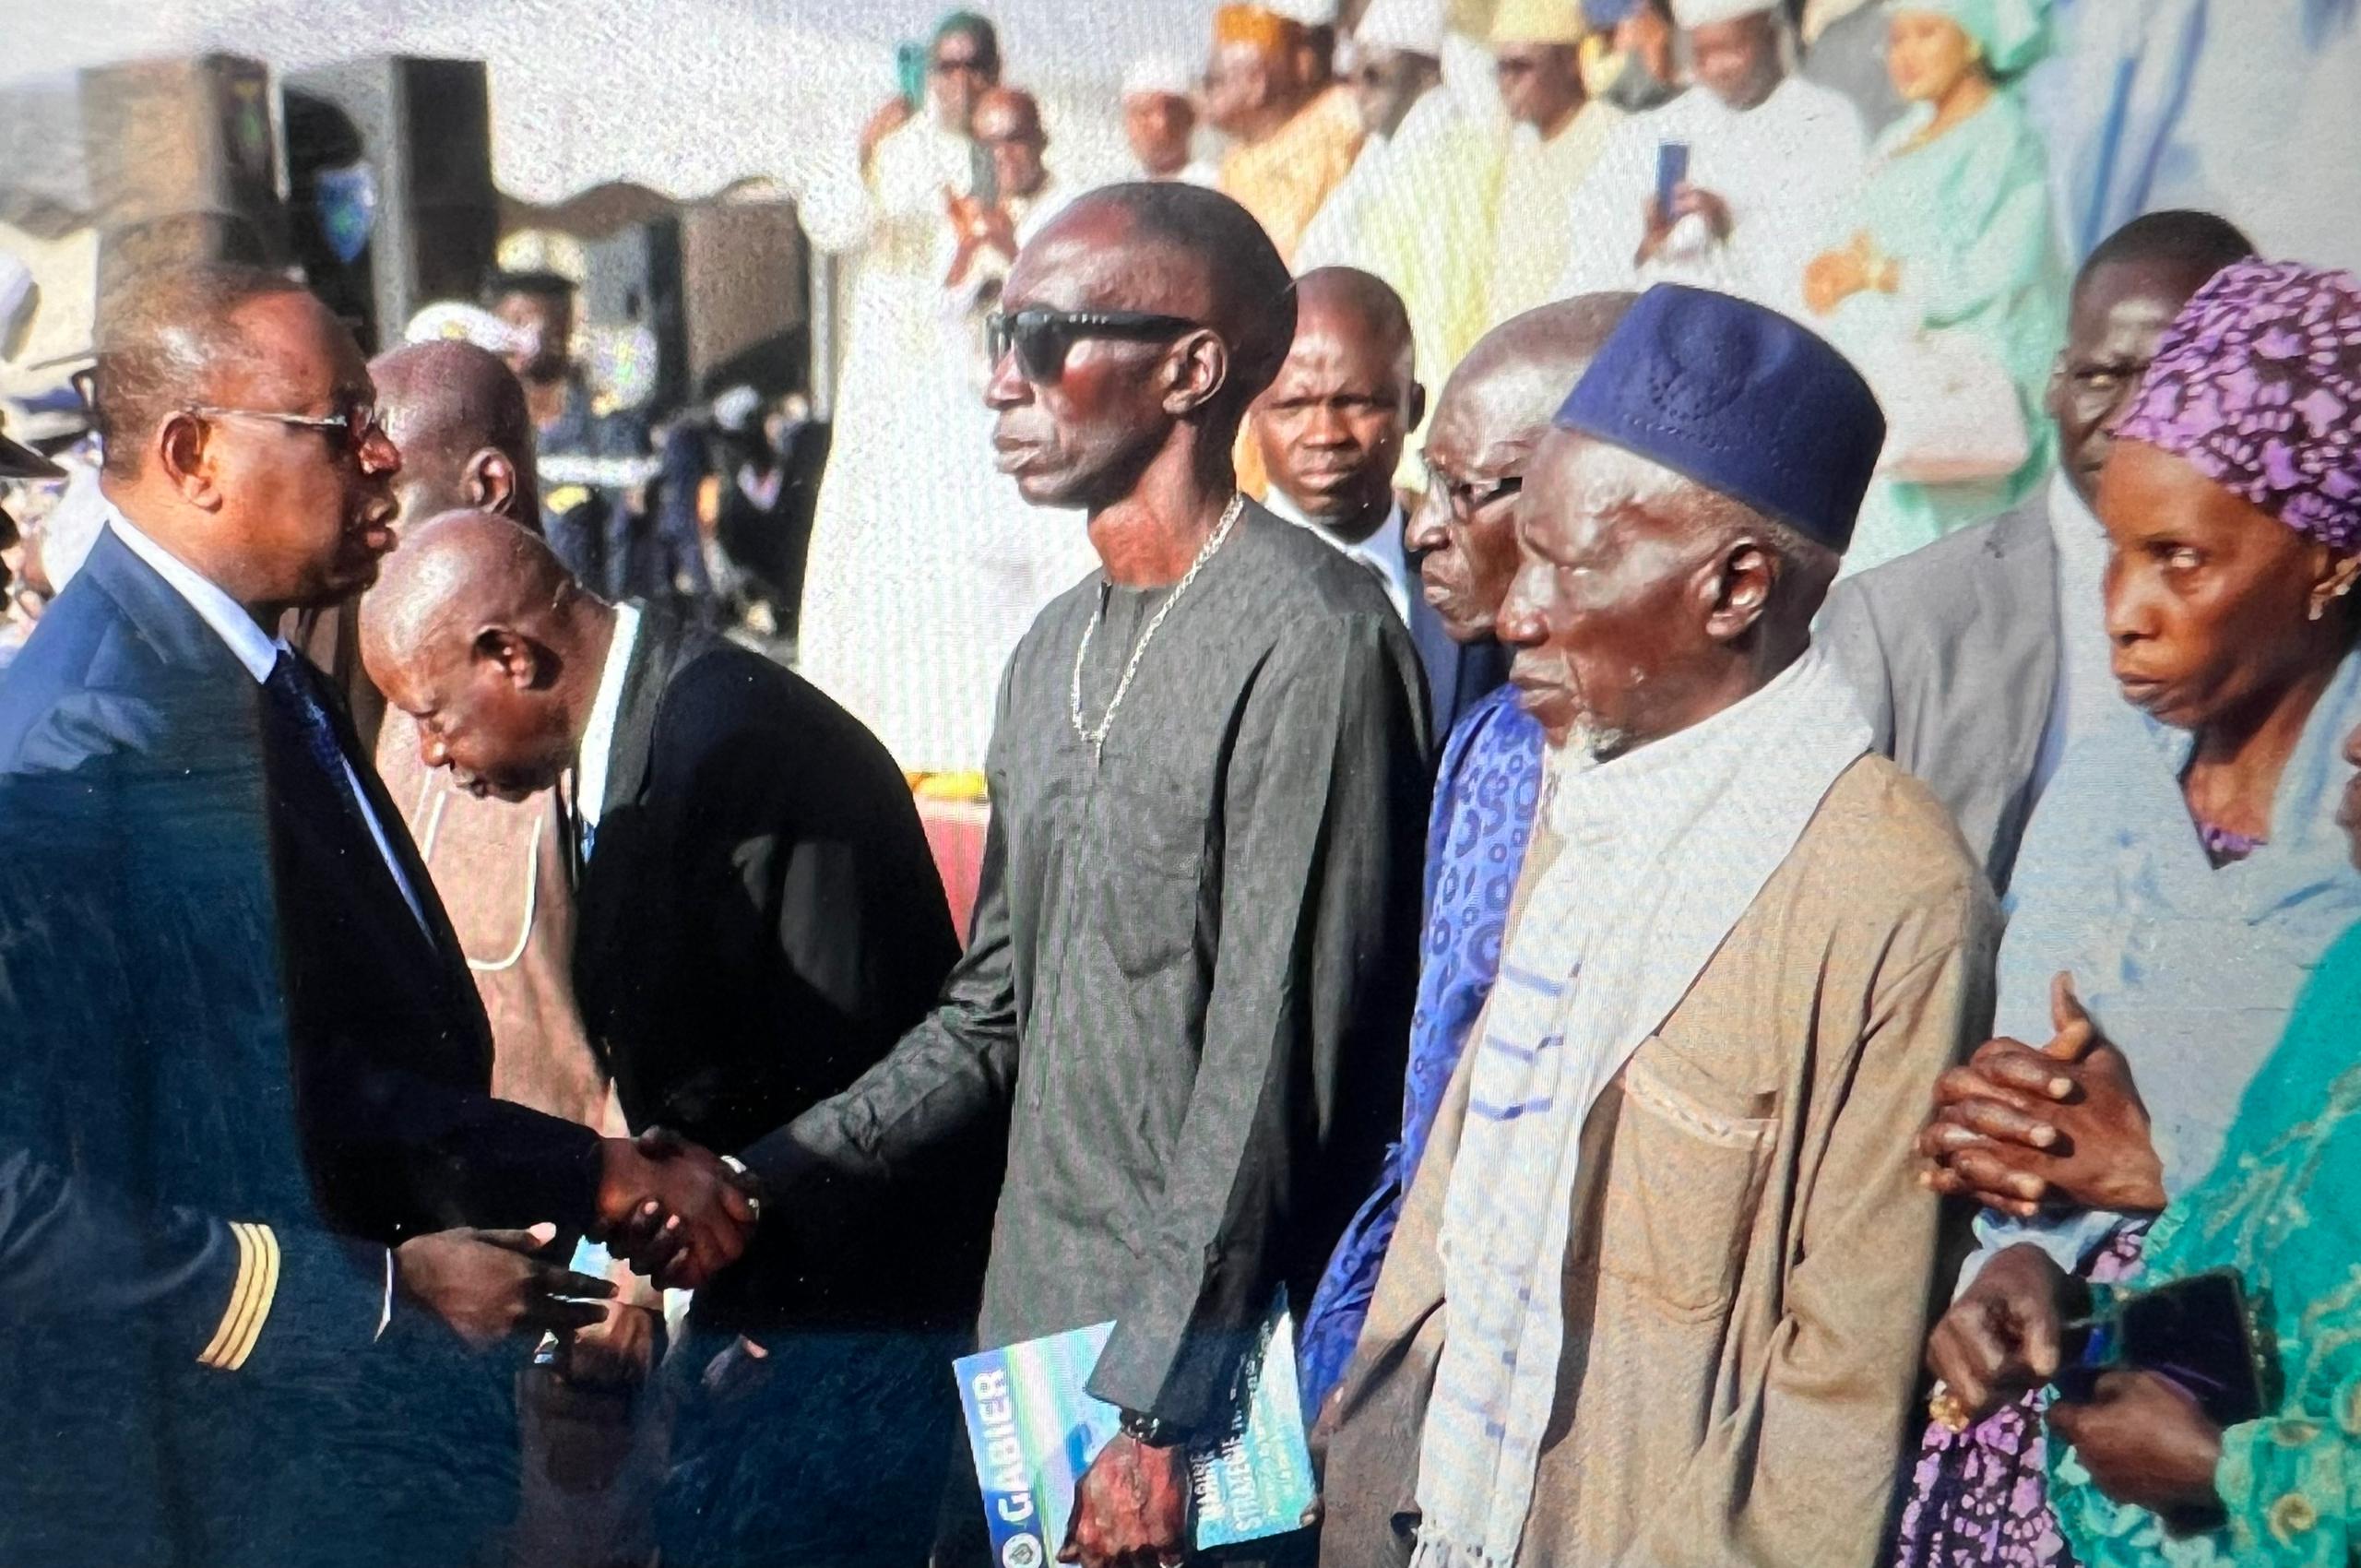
[1558,0,1866,320]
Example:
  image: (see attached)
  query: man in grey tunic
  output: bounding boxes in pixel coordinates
[741,183,1432,1567]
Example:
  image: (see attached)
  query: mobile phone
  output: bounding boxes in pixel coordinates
[2060,1269,2275,1430]
[896,42,928,112]
[1655,140,1690,216]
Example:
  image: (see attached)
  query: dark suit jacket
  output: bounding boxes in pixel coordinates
[573,608,978,1330]
[0,527,566,1564]
[1820,495,2059,893]
[258,612,603,1241]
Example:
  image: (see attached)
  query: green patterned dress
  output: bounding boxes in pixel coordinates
[2052,921,2361,1566]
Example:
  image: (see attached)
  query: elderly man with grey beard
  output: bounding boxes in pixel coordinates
[1317,283,1999,1568]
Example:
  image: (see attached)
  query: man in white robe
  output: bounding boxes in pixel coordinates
[1296,0,1457,271]
[796,22,1090,777]
[1123,55,1219,187]
[1480,0,1627,327]
[1556,0,1866,320]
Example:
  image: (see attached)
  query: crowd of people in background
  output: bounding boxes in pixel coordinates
[6,3,2361,1568]
[773,0,2096,780]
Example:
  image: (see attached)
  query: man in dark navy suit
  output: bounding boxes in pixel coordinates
[1249,265,1510,741]
[0,264,749,1565]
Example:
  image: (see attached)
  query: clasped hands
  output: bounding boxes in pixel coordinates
[1804,231,1900,316]
[1919,977,2218,1515]
[384,1128,758,1355]
[945,189,1020,288]
[1918,971,2166,1220]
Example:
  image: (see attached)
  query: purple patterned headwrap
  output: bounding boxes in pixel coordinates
[2115,257,2361,552]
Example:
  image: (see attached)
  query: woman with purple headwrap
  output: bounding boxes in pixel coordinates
[1899,258,2361,1566]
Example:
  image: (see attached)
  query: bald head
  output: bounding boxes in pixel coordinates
[975,87,1043,142]
[1295,267,1413,365]
[1044,184,1298,416]
[370,339,538,529]
[359,508,611,802]
[975,88,1050,200]
[1452,293,1641,407]
[1406,292,1639,642]
[988,184,1297,517]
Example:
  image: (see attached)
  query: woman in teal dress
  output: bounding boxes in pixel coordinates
[1935,818,2361,1568]
[2049,900,2361,1566]
[1805,0,2069,573]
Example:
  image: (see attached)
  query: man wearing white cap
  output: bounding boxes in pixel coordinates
[1295,0,1454,269]
[1307,0,1624,411]
[1121,55,1217,185]
[1556,0,1865,320]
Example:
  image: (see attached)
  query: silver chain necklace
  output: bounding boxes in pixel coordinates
[1070,493,1245,763]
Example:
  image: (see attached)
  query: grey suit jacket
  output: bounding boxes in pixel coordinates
[1820,495,2059,894]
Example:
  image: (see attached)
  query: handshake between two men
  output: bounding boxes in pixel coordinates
[390,1126,766,1350]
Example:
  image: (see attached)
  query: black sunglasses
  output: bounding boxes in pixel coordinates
[986,308,1207,383]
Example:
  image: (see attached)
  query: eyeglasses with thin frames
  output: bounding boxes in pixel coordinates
[186,400,387,457]
[1421,457,1524,518]
[985,308,1208,384]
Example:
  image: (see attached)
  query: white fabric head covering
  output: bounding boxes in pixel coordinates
[1265,0,1338,23]
[712,384,763,433]
[1122,53,1197,99]
[1670,0,1781,24]
[402,302,532,359]
[1357,0,1452,53]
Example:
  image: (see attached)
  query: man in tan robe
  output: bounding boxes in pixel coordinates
[1317,284,1998,1568]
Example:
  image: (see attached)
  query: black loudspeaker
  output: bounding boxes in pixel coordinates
[580,217,689,415]
[78,53,286,301]
[281,57,498,355]
[677,201,810,400]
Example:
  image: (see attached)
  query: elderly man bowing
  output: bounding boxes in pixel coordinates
[1317,285,1999,1568]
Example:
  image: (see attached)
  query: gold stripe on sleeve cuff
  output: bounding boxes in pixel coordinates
[197,1222,281,1372]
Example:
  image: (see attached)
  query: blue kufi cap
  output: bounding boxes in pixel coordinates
[1553,283,1886,552]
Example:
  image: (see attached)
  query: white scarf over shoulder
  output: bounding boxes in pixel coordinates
[1412,646,1871,1568]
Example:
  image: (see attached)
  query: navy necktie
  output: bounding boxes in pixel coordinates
[264,650,370,832]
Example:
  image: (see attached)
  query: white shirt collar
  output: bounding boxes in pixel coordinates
[105,511,284,683]
[574,601,642,830]
[1264,490,1416,625]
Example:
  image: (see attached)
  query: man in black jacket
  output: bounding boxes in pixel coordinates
[361,506,980,1566]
